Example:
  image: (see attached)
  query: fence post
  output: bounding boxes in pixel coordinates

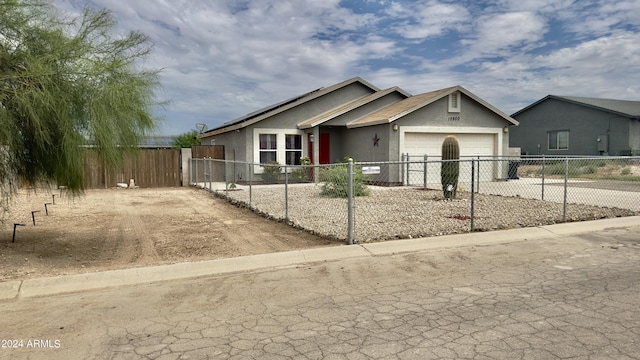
[400,153,405,185]
[563,157,568,222]
[423,155,428,189]
[248,162,253,207]
[541,155,545,200]
[187,158,191,185]
[209,158,213,191]
[405,154,410,186]
[470,159,475,232]
[476,156,480,194]
[347,158,354,245]
[195,159,198,186]
[285,164,289,222]
[224,160,229,197]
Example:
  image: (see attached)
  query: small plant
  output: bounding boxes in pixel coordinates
[441,135,460,199]
[319,157,369,198]
[261,161,281,184]
[621,167,631,175]
[291,156,311,183]
[227,182,237,190]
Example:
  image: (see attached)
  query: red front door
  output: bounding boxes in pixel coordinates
[319,133,330,164]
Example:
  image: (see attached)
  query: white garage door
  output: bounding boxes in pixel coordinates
[402,132,497,185]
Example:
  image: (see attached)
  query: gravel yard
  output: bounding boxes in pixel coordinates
[215,183,638,242]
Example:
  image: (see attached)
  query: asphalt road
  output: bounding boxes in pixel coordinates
[1,224,640,359]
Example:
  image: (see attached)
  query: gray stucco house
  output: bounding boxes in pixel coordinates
[200,77,518,184]
[510,95,640,156]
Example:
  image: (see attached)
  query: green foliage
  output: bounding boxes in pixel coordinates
[544,162,595,177]
[0,0,162,195]
[621,167,631,175]
[319,157,369,198]
[441,135,460,199]
[261,161,281,183]
[291,156,311,183]
[173,130,200,149]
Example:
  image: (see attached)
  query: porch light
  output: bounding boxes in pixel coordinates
[393,124,399,131]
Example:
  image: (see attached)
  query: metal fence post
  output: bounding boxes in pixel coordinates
[225,160,229,197]
[187,158,191,185]
[347,158,354,245]
[285,164,289,222]
[248,162,253,207]
[541,155,545,200]
[401,153,406,185]
[423,155,428,189]
[194,159,198,186]
[563,157,568,222]
[406,154,411,186]
[470,159,475,232]
[209,158,213,191]
[476,156,480,193]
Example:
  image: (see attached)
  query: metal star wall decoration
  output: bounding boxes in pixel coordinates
[373,133,380,147]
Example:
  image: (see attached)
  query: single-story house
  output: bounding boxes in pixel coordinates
[200,77,518,184]
[510,95,640,156]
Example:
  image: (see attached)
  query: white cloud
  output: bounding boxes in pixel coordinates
[461,11,547,58]
[53,0,640,133]
[389,0,471,39]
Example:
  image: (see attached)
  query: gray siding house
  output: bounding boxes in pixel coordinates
[510,95,640,156]
[200,77,518,184]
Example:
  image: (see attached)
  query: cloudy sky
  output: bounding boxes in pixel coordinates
[56,0,640,135]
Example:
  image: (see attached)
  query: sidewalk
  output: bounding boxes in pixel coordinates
[3,215,640,300]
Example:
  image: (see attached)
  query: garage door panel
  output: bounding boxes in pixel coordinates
[403,132,496,184]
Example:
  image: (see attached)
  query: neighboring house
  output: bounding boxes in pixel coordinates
[200,77,518,184]
[510,95,640,156]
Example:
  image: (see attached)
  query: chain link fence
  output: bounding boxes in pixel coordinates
[189,156,640,244]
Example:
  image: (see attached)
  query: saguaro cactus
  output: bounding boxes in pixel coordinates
[441,135,460,199]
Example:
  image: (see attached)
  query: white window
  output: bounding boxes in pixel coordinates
[548,130,569,150]
[259,134,277,163]
[253,129,306,172]
[448,92,461,113]
[285,134,302,165]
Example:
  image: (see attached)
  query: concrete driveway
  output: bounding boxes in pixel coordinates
[475,177,640,211]
[1,217,640,359]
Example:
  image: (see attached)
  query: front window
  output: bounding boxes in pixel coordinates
[548,130,569,150]
[285,134,302,165]
[259,134,277,163]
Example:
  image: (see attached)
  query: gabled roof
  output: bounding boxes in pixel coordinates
[348,85,518,128]
[201,77,380,136]
[297,87,411,129]
[512,95,640,118]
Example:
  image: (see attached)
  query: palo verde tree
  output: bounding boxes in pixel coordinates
[0,0,162,205]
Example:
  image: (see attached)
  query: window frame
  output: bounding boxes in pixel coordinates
[253,129,306,173]
[258,133,277,164]
[548,130,569,150]
[285,134,303,165]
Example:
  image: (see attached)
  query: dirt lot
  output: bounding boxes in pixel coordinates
[0,188,340,281]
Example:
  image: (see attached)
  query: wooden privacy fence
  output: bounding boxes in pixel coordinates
[191,145,226,182]
[192,145,224,159]
[83,148,181,189]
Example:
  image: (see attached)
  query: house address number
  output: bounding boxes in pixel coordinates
[448,116,460,121]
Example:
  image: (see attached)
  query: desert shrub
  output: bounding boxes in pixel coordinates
[290,157,311,183]
[261,161,281,183]
[595,159,608,168]
[319,158,369,198]
[621,167,631,175]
